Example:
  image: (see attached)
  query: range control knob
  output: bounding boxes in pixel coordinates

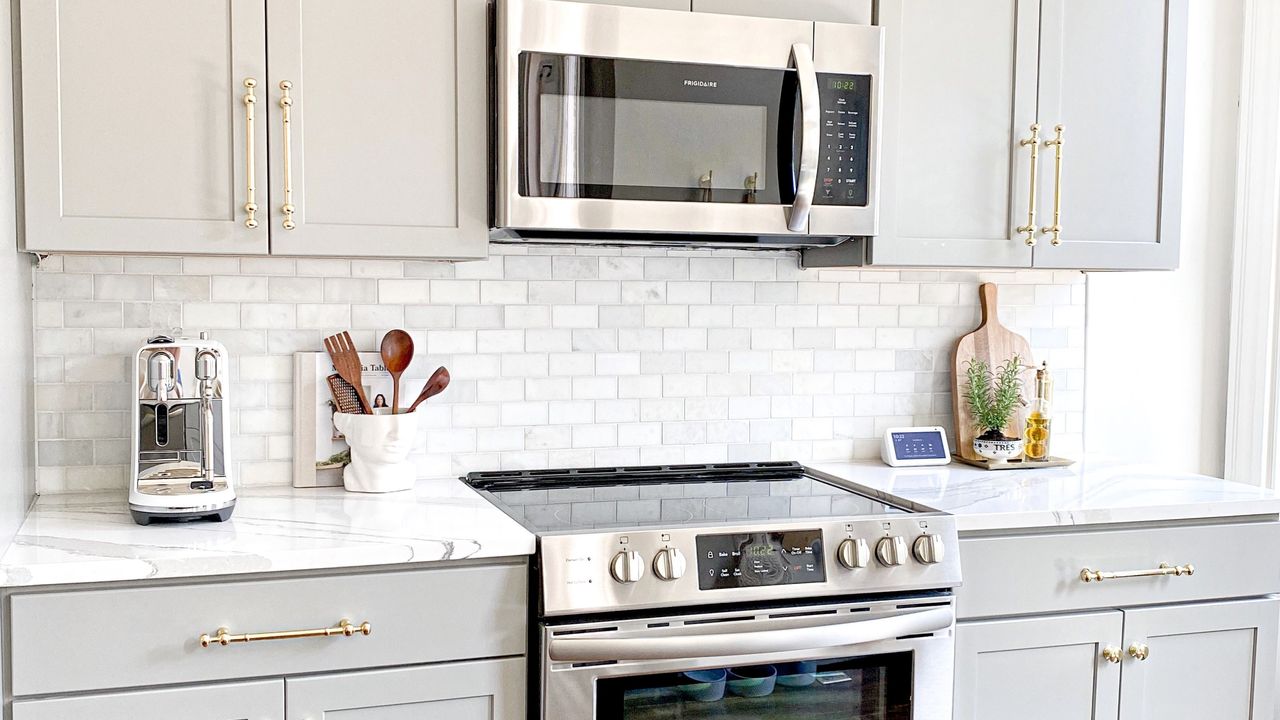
[912,534,946,565]
[875,536,909,567]
[610,550,645,584]
[653,547,687,581]
[837,538,871,569]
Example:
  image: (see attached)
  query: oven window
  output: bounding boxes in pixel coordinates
[597,652,912,719]
[520,52,798,205]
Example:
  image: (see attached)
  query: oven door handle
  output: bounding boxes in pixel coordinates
[787,42,820,233]
[547,606,953,663]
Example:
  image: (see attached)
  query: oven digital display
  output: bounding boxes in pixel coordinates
[696,529,825,590]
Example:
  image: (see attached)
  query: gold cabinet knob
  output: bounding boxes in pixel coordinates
[1128,642,1150,661]
[1101,646,1122,664]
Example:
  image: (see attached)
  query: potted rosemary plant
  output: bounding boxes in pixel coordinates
[963,355,1026,460]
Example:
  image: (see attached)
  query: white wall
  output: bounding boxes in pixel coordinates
[1085,0,1243,477]
[0,0,36,540]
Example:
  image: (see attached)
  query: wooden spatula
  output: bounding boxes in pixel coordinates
[407,366,450,412]
[323,331,372,414]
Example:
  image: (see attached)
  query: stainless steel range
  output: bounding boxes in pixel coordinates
[465,461,962,720]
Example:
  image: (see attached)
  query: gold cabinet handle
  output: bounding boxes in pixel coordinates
[279,80,296,230]
[1079,562,1194,583]
[1127,642,1150,661]
[1040,124,1064,245]
[199,618,370,648]
[1101,645,1122,664]
[242,79,258,229]
[1016,123,1040,246]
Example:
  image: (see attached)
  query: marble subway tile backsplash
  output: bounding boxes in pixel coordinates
[31,246,1085,493]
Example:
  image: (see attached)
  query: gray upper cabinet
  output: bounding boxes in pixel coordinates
[692,0,870,24]
[264,0,488,259]
[1030,0,1187,269]
[285,658,524,720]
[559,0,691,9]
[1118,598,1277,720]
[12,679,283,720]
[862,0,1038,268]
[18,0,270,255]
[954,611,1122,720]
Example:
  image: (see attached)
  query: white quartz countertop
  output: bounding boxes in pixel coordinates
[0,479,536,588]
[814,459,1280,533]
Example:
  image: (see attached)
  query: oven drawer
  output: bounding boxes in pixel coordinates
[955,521,1280,619]
[9,562,527,696]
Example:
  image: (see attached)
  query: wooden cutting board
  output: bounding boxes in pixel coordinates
[951,283,1036,462]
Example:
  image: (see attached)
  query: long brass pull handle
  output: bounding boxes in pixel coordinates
[1079,562,1194,583]
[242,79,258,229]
[1016,124,1040,246]
[1127,642,1150,661]
[1101,646,1122,664]
[199,618,370,648]
[1040,124,1064,245]
[279,80,296,230]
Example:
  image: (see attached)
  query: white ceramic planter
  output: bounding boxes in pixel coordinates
[973,436,1025,461]
[332,412,420,493]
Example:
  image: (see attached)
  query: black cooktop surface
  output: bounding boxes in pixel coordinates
[464,461,912,533]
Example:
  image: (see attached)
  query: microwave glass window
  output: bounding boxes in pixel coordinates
[598,652,913,720]
[538,95,769,192]
[519,52,799,204]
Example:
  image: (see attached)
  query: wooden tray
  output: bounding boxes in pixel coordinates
[954,456,1075,471]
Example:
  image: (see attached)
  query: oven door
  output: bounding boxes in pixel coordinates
[496,0,840,241]
[541,598,954,720]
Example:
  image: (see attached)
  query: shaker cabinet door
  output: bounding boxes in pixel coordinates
[1118,598,1278,720]
[12,679,283,720]
[863,0,1038,268]
[286,658,525,720]
[264,0,488,259]
[1031,0,1187,269]
[18,0,269,255]
[954,611,1123,720]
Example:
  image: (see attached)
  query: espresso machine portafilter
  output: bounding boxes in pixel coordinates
[129,332,236,525]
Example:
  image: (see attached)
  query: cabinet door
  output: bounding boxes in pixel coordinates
[18,0,269,254]
[266,0,487,259]
[12,679,282,720]
[692,0,870,24]
[286,658,524,720]
[863,0,1038,267]
[558,0,690,9]
[1031,0,1187,269]
[1119,598,1277,720]
[954,611,1122,720]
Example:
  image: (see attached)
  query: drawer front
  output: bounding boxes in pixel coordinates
[12,679,282,720]
[10,562,527,696]
[956,522,1280,619]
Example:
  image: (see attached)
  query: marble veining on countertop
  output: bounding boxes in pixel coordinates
[0,479,536,588]
[814,459,1280,532]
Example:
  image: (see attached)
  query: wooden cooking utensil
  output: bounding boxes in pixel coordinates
[407,366,450,412]
[323,331,372,414]
[951,283,1035,463]
[380,329,414,414]
[325,373,365,415]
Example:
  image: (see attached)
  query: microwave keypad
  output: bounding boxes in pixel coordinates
[816,73,871,207]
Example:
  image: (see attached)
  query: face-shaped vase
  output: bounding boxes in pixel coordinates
[332,412,419,493]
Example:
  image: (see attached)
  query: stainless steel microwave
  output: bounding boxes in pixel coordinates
[492,0,883,247]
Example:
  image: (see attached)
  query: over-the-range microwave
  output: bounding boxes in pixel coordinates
[491,0,883,248]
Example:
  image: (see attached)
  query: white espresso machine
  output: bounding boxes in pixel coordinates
[129,332,236,525]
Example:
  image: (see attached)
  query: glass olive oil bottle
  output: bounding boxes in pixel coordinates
[1024,362,1053,460]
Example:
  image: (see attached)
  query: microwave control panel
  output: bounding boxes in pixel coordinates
[815,73,871,207]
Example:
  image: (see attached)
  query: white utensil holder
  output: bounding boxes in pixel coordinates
[332,412,420,493]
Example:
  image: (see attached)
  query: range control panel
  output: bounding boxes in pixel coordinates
[696,529,825,590]
[815,73,872,207]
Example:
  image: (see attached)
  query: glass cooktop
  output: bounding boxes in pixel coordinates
[464,462,912,533]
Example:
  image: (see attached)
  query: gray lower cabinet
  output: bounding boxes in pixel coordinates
[12,679,283,720]
[18,0,270,255]
[286,658,525,720]
[954,611,1122,720]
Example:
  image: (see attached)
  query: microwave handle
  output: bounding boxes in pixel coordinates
[787,42,821,233]
[547,606,952,663]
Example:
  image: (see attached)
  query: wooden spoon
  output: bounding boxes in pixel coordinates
[408,366,450,412]
[380,329,414,414]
